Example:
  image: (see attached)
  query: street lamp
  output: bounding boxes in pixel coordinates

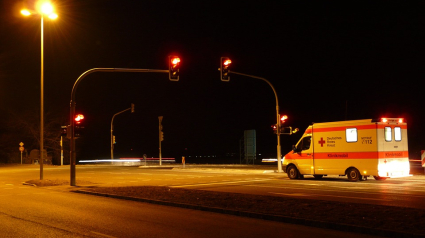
[21,1,58,180]
[111,104,135,159]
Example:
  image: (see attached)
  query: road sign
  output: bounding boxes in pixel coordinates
[19,142,24,147]
[19,146,24,152]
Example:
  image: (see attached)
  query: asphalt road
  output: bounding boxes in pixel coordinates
[4,163,425,209]
[71,163,425,209]
[0,164,384,238]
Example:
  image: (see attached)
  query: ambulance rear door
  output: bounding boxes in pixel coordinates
[377,119,410,177]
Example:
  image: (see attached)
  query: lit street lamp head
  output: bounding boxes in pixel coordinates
[39,2,54,15]
[20,9,31,16]
[20,1,58,19]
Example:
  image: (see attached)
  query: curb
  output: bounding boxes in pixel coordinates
[72,190,424,238]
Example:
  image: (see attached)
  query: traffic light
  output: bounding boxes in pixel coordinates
[61,126,67,137]
[74,114,85,138]
[280,127,299,135]
[75,114,84,124]
[131,103,135,113]
[220,57,231,82]
[272,124,277,134]
[169,56,180,81]
[280,115,288,124]
[159,116,164,141]
[113,135,116,144]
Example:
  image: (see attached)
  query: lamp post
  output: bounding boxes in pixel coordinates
[21,1,58,180]
[111,104,135,159]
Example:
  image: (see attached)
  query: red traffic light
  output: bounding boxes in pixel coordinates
[280,115,288,123]
[223,59,231,66]
[74,114,84,124]
[272,124,277,134]
[171,57,180,66]
[169,56,180,81]
[220,57,231,81]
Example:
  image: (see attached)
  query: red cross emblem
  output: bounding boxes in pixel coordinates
[318,137,325,147]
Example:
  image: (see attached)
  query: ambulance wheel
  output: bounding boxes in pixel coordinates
[313,175,323,179]
[287,165,299,179]
[373,176,387,181]
[347,168,360,182]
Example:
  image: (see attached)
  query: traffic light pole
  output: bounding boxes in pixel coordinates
[70,68,169,186]
[226,70,283,173]
[158,116,163,166]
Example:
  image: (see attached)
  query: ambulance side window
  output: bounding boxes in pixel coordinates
[394,127,402,142]
[346,128,357,142]
[384,127,392,142]
[296,136,311,151]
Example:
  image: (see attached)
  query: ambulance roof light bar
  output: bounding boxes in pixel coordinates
[380,118,404,123]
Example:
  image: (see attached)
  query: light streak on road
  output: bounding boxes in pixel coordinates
[269,192,392,201]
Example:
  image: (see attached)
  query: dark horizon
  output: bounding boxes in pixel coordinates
[0,1,423,163]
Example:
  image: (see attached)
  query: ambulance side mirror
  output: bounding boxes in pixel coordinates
[292,145,300,153]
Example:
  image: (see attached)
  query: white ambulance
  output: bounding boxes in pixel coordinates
[282,118,410,181]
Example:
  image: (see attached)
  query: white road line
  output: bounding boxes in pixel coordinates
[170,179,274,188]
[270,192,392,201]
[90,231,117,238]
[246,184,425,199]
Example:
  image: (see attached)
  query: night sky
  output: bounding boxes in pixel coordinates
[0,1,423,162]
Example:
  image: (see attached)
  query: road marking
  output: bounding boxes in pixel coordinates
[247,183,425,199]
[270,192,392,201]
[90,231,117,238]
[170,179,274,188]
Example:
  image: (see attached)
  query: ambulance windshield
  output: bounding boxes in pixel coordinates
[296,136,311,151]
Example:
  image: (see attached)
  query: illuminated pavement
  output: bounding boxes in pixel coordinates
[0,164,386,238]
[2,163,425,209]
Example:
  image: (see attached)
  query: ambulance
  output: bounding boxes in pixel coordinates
[282,118,410,181]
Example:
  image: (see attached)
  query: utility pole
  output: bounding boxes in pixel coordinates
[158,116,163,166]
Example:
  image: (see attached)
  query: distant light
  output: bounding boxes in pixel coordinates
[398,118,404,123]
[381,118,387,123]
[80,159,140,163]
[21,9,31,16]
